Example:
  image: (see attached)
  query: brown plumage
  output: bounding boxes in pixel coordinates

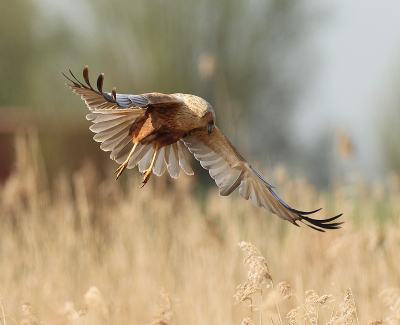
[63,66,343,232]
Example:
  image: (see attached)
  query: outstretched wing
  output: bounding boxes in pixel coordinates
[63,66,193,178]
[63,66,185,112]
[182,127,343,232]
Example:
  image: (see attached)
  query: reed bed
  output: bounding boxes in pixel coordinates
[0,131,399,324]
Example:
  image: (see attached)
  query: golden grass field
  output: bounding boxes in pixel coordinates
[1,131,400,325]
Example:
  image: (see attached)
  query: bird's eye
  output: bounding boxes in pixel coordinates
[207,120,214,135]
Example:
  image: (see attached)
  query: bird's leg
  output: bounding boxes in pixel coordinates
[115,142,139,180]
[140,146,160,188]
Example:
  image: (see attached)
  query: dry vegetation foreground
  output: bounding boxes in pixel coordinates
[1,132,400,325]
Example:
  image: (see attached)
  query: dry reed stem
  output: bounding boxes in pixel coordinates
[84,286,109,325]
[234,242,272,303]
[287,307,304,325]
[0,296,6,325]
[270,282,284,325]
[240,317,255,325]
[328,286,358,325]
[261,290,281,312]
[283,285,336,325]
[2,132,400,324]
[0,299,17,325]
[56,302,87,325]
[235,242,283,325]
[277,282,296,301]
[150,288,174,325]
[304,290,319,325]
[378,288,400,325]
[20,303,39,325]
[75,309,87,319]
[316,295,335,305]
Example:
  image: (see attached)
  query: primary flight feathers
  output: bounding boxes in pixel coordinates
[63,66,343,232]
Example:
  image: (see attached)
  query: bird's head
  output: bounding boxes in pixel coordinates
[205,111,215,134]
[198,102,215,134]
[180,94,216,134]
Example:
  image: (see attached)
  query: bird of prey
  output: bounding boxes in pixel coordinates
[63,66,343,232]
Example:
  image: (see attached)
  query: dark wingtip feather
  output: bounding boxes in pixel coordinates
[83,66,93,89]
[62,71,76,86]
[68,69,86,88]
[288,207,322,216]
[265,183,343,231]
[304,223,326,232]
[268,187,323,216]
[63,67,124,108]
[97,73,104,93]
[301,213,344,232]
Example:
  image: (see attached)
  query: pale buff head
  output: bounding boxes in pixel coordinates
[175,93,216,134]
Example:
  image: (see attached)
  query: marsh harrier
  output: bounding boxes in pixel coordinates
[64,67,343,232]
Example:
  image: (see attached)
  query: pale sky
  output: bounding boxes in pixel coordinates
[294,0,400,179]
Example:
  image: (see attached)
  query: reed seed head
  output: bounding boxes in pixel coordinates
[234,242,272,303]
[151,288,173,325]
[240,317,255,325]
[277,282,296,301]
[20,303,39,325]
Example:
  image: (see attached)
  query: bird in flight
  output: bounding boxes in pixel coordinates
[63,66,343,232]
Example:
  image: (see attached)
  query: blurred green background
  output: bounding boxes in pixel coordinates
[1,0,400,186]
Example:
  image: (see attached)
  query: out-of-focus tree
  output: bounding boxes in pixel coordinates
[0,0,36,106]
[381,79,400,172]
[1,0,313,181]
[0,0,37,180]
[84,0,313,165]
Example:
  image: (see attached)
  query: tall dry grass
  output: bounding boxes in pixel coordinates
[0,130,399,324]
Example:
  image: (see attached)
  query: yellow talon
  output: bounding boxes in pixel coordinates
[140,169,153,187]
[114,143,139,180]
[115,164,127,180]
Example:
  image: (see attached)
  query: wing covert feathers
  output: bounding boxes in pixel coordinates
[182,127,343,232]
